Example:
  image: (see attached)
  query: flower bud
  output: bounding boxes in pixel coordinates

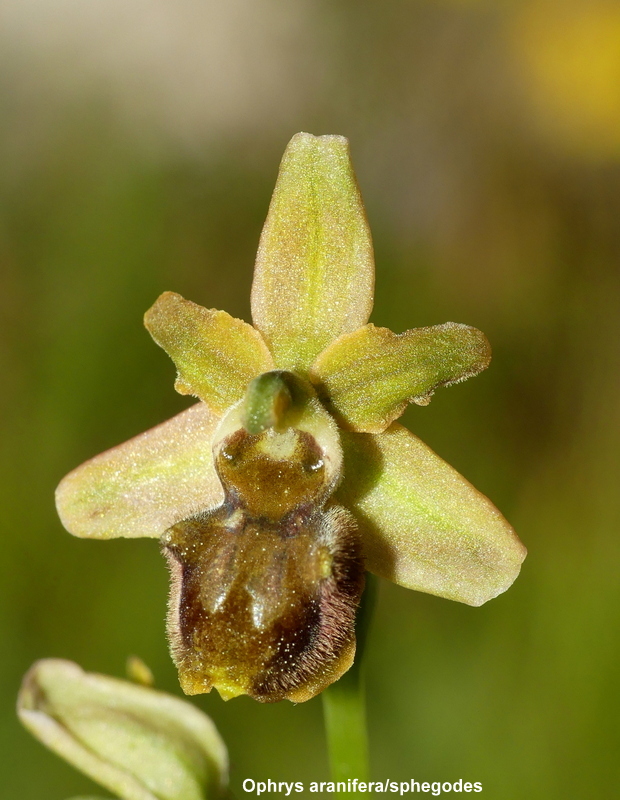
[18,660,228,800]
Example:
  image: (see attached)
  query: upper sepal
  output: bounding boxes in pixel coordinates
[251,132,375,372]
[337,423,526,606]
[311,322,492,433]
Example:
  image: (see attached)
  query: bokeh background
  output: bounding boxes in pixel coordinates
[2,1,620,797]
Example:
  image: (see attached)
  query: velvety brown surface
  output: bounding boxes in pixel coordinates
[162,426,365,702]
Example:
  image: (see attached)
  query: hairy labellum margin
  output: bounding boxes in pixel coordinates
[162,377,366,703]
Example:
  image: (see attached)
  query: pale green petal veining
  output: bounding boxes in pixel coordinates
[251,132,374,371]
[56,403,223,539]
[338,424,526,606]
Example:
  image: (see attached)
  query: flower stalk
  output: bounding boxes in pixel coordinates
[322,573,378,788]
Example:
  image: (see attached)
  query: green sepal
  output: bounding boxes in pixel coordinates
[251,132,375,372]
[56,403,223,539]
[337,424,526,606]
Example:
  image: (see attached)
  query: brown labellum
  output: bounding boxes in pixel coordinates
[162,419,365,703]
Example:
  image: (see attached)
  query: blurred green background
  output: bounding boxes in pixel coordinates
[2,1,620,797]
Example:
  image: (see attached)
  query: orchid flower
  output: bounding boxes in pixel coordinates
[56,133,526,704]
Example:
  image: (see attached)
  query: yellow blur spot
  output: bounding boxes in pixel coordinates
[512,1,620,159]
[126,655,155,687]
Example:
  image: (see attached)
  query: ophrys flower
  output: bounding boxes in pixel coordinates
[56,133,526,703]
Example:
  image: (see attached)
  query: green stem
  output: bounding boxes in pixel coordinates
[322,573,378,788]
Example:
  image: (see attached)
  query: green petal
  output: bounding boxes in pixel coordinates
[18,660,228,800]
[251,132,375,372]
[56,403,223,539]
[145,292,274,413]
[337,424,526,606]
[311,322,492,433]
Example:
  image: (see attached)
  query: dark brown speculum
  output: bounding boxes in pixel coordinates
[162,417,365,703]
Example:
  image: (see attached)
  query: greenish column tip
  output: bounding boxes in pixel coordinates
[240,371,293,433]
